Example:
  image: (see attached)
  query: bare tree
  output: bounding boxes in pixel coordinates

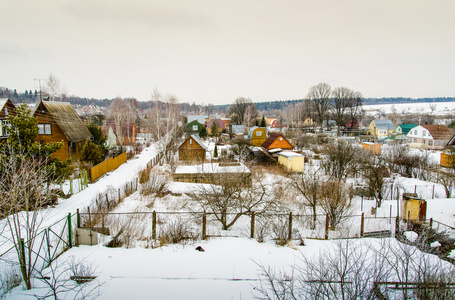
[321,140,358,182]
[319,180,353,230]
[44,74,67,101]
[107,98,125,148]
[0,151,58,289]
[331,87,364,135]
[192,171,276,230]
[227,97,258,125]
[360,150,389,208]
[289,168,321,229]
[306,83,331,131]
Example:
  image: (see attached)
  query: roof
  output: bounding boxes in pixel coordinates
[179,134,207,150]
[187,115,207,124]
[207,119,225,128]
[278,151,303,158]
[397,124,417,135]
[0,98,8,110]
[35,101,92,142]
[248,126,264,138]
[373,120,394,130]
[261,132,291,149]
[421,124,454,140]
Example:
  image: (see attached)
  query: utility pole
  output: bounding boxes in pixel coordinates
[33,78,45,103]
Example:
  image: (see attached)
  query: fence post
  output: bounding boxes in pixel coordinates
[67,213,73,248]
[202,211,207,240]
[152,211,156,240]
[118,188,121,202]
[325,213,329,240]
[76,209,80,228]
[19,238,27,281]
[288,212,293,241]
[429,218,433,228]
[250,211,255,239]
[88,207,91,228]
[432,185,435,199]
[414,185,417,194]
[69,178,73,195]
[360,213,364,237]
[395,216,400,235]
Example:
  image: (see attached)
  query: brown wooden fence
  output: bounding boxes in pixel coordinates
[90,152,127,182]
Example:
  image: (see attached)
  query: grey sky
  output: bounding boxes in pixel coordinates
[1,0,454,105]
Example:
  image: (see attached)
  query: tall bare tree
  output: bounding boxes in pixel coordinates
[44,74,67,101]
[305,83,331,131]
[228,97,258,125]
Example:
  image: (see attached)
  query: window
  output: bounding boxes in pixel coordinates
[256,131,262,136]
[413,138,417,143]
[193,125,198,131]
[407,137,411,143]
[1,120,10,137]
[189,139,192,144]
[422,139,425,144]
[4,108,8,115]
[38,124,44,134]
[423,131,426,137]
[38,123,51,135]
[429,141,433,146]
[414,130,417,135]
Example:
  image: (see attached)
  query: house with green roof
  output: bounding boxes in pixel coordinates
[185,120,204,137]
[389,124,417,144]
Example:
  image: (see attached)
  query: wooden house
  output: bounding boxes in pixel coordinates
[33,100,93,161]
[248,126,267,146]
[406,124,454,150]
[261,132,293,151]
[0,98,16,141]
[178,134,207,161]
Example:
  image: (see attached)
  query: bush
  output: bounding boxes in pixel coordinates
[159,219,197,244]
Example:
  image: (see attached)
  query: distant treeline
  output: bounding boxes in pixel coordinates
[1,87,453,111]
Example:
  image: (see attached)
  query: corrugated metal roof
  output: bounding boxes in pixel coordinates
[398,124,417,135]
[373,120,394,130]
[248,126,260,138]
[189,134,207,150]
[36,101,92,142]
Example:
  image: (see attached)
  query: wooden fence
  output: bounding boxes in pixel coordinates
[90,152,127,182]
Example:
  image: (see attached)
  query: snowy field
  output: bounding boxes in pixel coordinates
[363,101,455,116]
[3,127,455,298]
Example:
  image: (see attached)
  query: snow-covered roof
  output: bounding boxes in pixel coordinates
[278,151,303,158]
[268,148,282,153]
[174,163,250,174]
[190,134,207,150]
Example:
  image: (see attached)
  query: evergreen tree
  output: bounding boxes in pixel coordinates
[260,115,266,127]
[210,120,221,138]
[87,123,107,160]
[81,139,102,165]
[214,143,218,158]
[199,126,208,139]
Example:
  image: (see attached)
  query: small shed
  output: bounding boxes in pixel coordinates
[401,193,427,221]
[178,134,207,161]
[248,126,267,146]
[261,132,293,151]
[277,151,304,172]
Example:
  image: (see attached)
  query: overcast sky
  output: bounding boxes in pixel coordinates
[1,0,454,105]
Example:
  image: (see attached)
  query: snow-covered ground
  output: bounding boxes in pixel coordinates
[3,138,455,299]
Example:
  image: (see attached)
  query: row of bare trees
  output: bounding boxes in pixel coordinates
[256,238,455,299]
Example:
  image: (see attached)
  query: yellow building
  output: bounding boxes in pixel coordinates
[367,120,394,139]
[248,126,267,146]
[401,193,427,221]
[277,151,304,172]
